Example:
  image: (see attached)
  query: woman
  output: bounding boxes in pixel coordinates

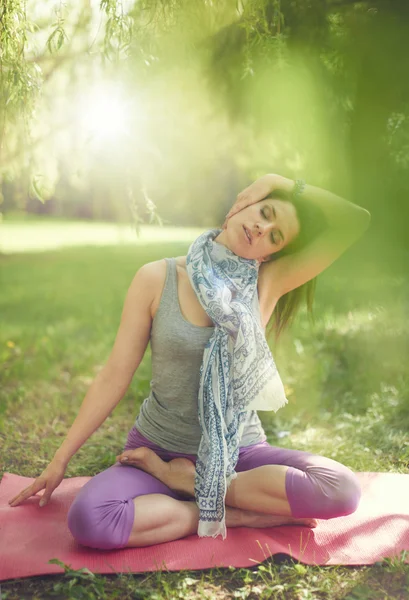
[8,173,371,550]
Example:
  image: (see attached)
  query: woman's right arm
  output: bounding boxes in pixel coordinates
[52,261,159,467]
[8,261,161,507]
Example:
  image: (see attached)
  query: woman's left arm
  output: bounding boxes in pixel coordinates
[225,174,371,299]
[273,175,371,229]
[224,173,370,229]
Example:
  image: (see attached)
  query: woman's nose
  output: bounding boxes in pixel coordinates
[255,222,268,236]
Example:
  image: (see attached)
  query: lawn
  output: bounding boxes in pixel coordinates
[1,220,408,599]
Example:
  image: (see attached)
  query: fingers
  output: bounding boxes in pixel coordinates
[236,192,249,204]
[39,493,49,507]
[225,196,250,222]
[8,489,28,507]
[222,206,239,229]
[224,205,242,223]
[8,482,42,507]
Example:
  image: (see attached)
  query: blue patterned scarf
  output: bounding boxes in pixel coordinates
[186,228,288,539]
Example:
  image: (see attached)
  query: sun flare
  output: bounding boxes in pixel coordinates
[78,85,129,139]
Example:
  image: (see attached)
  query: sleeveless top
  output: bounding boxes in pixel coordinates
[134,257,267,453]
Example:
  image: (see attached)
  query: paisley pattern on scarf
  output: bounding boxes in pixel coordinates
[186,228,288,539]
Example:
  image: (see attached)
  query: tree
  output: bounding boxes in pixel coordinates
[1,0,408,258]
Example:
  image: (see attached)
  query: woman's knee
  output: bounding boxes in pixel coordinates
[67,493,134,550]
[291,459,361,520]
[309,463,361,519]
[331,467,361,517]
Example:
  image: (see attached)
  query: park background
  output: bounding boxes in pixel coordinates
[1,0,409,598]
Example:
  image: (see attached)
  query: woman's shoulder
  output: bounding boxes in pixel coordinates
[144,256,186,317]
[174,255,187,269]
[138,258,167,282]
[141,256,186,285]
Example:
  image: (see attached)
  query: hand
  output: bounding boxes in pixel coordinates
[8,459,67,508]
[222,174,278,229]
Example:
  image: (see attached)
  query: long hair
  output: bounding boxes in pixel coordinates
[262,188,328,342]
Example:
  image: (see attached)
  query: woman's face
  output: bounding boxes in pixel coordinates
[215,198,301,262]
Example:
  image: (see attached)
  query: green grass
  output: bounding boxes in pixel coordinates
[1,221,409,599]
[0,218,205,253]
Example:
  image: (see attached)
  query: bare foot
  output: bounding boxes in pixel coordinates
[167,458,196,497]
[119,447,196,498]
[240,512,318,529]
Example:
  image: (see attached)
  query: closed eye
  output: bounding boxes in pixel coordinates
[261,207,277,245]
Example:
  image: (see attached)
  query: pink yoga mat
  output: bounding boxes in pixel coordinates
[0,471,408,582]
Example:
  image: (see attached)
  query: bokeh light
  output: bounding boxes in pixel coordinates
[77,84,130,141]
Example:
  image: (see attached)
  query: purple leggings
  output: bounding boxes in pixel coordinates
[67,426,361,550]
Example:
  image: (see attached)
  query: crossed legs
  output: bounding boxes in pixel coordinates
[67,439,361,550]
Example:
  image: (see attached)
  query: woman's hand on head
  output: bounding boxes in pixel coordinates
[8,458,67,508]
[222,174,278,229]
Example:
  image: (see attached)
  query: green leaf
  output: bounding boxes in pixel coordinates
[46,27,67,54]
[294,563,307,574]
[30,174,54,204]
[57,29,65,51]
[30,175,46,204]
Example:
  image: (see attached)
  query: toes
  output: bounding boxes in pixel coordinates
[304,518,318,528]
[291,518,318,528]
[130,447,150,461]
[123,447,152,463]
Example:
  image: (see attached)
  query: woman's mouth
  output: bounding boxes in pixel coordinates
[243,225,252,245]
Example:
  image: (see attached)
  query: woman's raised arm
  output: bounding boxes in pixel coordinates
[258,175,371,299]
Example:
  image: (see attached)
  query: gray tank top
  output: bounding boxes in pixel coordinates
[134,257,267,453]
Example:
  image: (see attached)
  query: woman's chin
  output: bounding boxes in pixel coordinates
[233,236,259,260]
[232,245,260,261]
[214,229,259,261]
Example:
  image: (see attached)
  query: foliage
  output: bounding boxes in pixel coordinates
[0,1,41,123]
[0,0,408,250]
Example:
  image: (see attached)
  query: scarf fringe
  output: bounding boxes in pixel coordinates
[197,520,227,540]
